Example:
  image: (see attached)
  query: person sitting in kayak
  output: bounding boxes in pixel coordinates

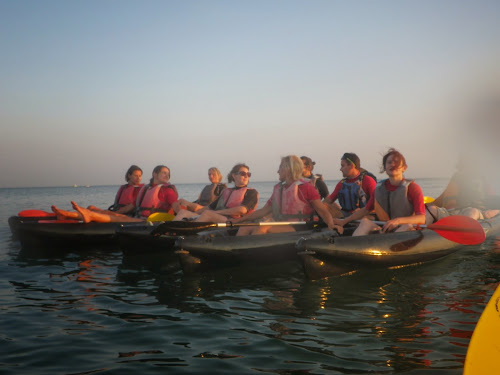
[300,156,329,199]
[86,165,144,216]
[425,152,499,222]
[234,155,340,235]
[323,152,377,219]
[172,163,258,223]
[333,148,425,236]
[51,165,178,223]
[172,167,226,213]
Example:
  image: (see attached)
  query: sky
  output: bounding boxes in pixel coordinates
[1,0,499,188]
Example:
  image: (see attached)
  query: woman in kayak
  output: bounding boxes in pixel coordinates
[172,163,258,223]
[234,155,339,235]
[333,148,425,236]
[51,165,178,223]
[87,165,144,215]
[172,167,226,213]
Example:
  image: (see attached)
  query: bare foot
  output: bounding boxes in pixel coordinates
[71,201,93,223]
[484,210,500,219]
[51,205,81,220]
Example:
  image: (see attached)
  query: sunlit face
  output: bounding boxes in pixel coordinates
[385,155,406,177]
[340,159,354,178]
[208,171,218,184]
[128,170,142,185]
[232,167,251,187]
[155,167,170,184]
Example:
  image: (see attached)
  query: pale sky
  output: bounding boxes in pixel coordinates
[1,0,499,188]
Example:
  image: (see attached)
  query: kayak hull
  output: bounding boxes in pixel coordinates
[298,215,500,280]
[175,228,334,273]
[15,220,142,250]
[116,223,178,255]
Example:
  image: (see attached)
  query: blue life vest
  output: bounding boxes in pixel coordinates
[337,172,369,212]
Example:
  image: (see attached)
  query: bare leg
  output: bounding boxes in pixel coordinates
[173,209,200,221]
[352,218,380,236]
[196,210,229,223]
[71,201,142,223]
[51,205,82,220]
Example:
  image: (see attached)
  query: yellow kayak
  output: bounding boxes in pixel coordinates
[464,284,500,374]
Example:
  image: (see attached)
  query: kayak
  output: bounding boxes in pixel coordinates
[9,210,57,237]
[175,227,334,274]
[14,219,143,250]
[116,223,178,255]
[297,215,500,280]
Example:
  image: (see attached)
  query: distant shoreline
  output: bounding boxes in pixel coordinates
[0,177,450,190]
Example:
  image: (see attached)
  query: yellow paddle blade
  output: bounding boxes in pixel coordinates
[424,196,435,204]
[464,285,500,374]
[147,212,175,222]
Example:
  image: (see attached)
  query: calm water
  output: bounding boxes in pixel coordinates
[1,179,499,375]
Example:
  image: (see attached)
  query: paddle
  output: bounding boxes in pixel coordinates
[18,209,56,218]
[371,215,485,245]
[151,220,320,236]
[464,285,500,374]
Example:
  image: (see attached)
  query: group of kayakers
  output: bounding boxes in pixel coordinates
[51,147,498,236]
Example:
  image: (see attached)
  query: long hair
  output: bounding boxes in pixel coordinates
[380,148,407,173]
[283,155,304,181]
[150,165,170,184]
[125,165,142,182]
[227,163,249,183]
[208,167,223,183]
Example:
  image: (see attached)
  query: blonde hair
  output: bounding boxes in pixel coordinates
[208,167,222,183]
[282,155,304,181]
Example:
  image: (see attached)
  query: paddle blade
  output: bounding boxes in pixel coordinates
[18,209,56,218]
[427,215,486,245]
[151,221,218,236]
[147,212,175,222]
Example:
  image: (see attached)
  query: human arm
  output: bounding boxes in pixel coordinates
[311,199,343,233]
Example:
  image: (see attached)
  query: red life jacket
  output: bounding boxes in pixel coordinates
[114,184,143,207]
[136,183,178,218]
[214,186,257,218]
[271,180,313,221]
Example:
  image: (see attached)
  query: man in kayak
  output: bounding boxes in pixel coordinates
[51,165,178,223]
[323,152,377,219]
[234,155,340,235]
[300,156,329,199]
[172,163,258,223]
[333,148,425,236]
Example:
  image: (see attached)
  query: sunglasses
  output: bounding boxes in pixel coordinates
[237,171,251,178]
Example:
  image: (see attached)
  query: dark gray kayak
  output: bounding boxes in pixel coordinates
[297,215,500,280]
[175,228,336,274]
